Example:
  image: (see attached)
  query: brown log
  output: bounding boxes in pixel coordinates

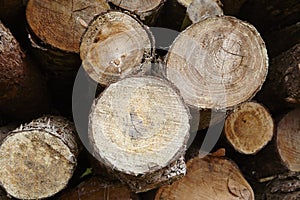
[257,43,300,112]
[155,155,255,200]
[89,76,190,192]
[263,172,300,200]
[0,116,79,199]
[80,11,154,87]
[277,108,300,172]
[165,16,268,110]
[225,102,274,154]
[58,177,139,200]
[107,0,165,26]
[0,21,50,121]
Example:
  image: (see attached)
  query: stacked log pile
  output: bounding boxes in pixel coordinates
[0,0,299,199]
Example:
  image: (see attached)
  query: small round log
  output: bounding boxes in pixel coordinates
[89,76,190,192]
[187,0,223,23]
[155,155,254,200]
[277,108,300,172]
[0,116,79,199]
[80,11,154,86]
[166,16,268,110]
[108,0,165,25]
[225,102,274,154]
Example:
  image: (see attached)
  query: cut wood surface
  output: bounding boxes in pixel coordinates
[89,76,190,192]
[0,21,50,121]
[225,102,274,154]
[58,177,139,200]
[166,16,268,110]
[80,11,154,86]
[187,0,223,23]
[277,108,300,172]
[264,172,300,200]
[155,155,254,200]
[108,0,165,25]
[0,116,79,199]
[177,0,193,7]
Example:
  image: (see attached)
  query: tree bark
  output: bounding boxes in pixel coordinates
[257,43,300,113]
[225,102,274,154]
[80,11,155,87]
[89,76,190,192]
[0,21,50,121]
[165,16,268,110]
[277,108,300,172]
[263,172,300,200]
[107,0,165,26]
[155,155,255,200]
[58,177,139,200]
[0,116,79,199]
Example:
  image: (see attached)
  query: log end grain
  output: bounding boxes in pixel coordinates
[225,102,274,154]
[166,16,268,110]
[80,11,154,86]
[277,108,300,172]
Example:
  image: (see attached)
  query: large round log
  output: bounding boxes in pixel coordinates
[80,11,154,86]
[89,76,190,192]
[155,155,255,200]
[277,108,300,172]
[107,0,165,25]
[0,21,50,121]
[166,16,268,110]
[0,116,79,199]
[225,102,274,154]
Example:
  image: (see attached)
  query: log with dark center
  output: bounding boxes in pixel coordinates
[89,76,190,192]
[0,21,50,121]
[225,102,274,154]
[277,108,300,172]
[166,16,268,110]
[0,116,79,199]
[80,11,154,86]
[155,155,255,200]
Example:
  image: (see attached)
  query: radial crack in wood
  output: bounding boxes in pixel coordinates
[0,116,79,199]
[166,16,268,110]
[89,76,190,192]
[225,102,274,154]
[80,11,154,86]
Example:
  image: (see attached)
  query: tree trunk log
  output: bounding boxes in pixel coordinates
[155,155,255,199]
[89,76,190,192]
[80,11,154,87]
[0,21,50,121]
[263,172,300,200]
[257,43,300,112]
[187,0,223,24]
[107,0,165,26]
[225,102,274,154]
[0,116,79,199]
[58,177,139,200]
[277,108,300,172]
[165,16,268,110]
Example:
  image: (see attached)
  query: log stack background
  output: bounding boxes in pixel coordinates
[0,0,299,199]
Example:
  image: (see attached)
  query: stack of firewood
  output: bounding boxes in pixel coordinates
[0,0,299,199]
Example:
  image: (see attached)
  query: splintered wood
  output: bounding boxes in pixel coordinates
[0,116,79,199]
[166,16,268,110]
[80,11,153,86]
[155,155,254,200]
[225,102,274,154]
[89,76,190,192]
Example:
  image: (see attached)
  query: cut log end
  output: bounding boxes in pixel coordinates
[89,76,190,175]
[166,16,268,110]
[225,102,274,154]
[155,155,254,200]
[277,108,300,172]
[26,0,109,53]
[80,11,153,86]
[0,116,78,199]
